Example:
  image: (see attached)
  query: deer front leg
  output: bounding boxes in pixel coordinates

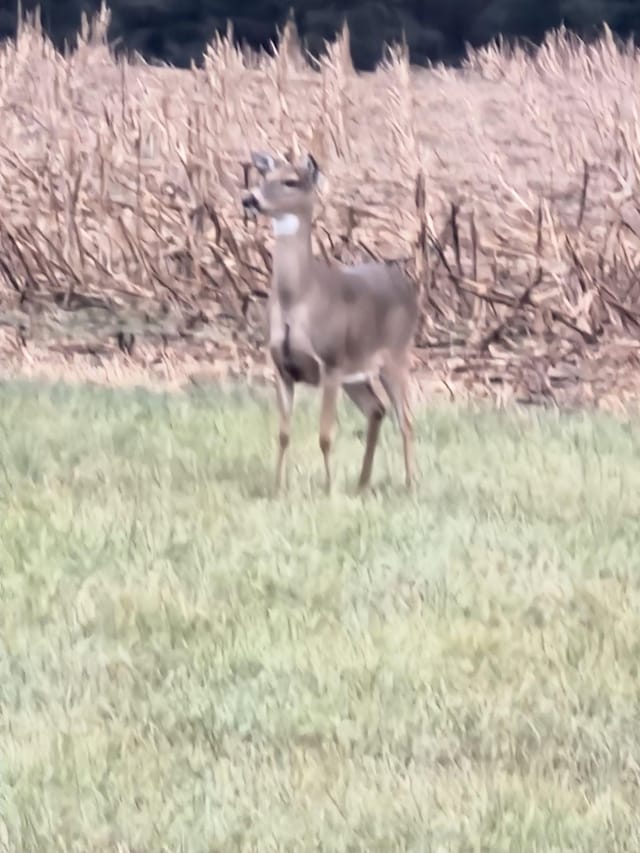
[274,370,294,493]
[319,381,339,494]
[343,379,387,492]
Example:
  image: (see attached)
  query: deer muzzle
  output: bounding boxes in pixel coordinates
[242,191,262,214]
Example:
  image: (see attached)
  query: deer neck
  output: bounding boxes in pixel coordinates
[271,213,313,308]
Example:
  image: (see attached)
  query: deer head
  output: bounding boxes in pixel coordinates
[242,151,322,227]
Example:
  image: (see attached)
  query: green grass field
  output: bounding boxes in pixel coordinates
[1,379,640,852]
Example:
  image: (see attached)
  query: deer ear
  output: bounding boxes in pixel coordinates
[251,151,275,176]
[302,153,322,187]
[304,154,320,185]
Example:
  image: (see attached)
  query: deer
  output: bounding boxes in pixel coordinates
[241,150,418,495]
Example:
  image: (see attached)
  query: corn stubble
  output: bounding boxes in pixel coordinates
[0,8,639,406]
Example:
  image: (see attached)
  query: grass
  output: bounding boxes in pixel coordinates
[1,379,640,851]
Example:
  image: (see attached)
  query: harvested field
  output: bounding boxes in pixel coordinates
[0,12,639,406]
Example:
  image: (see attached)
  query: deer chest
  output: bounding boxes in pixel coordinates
[269,302,323,386]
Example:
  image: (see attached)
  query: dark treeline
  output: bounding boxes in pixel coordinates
[1,0,639,70]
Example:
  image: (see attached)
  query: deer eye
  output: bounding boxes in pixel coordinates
[282,179,299,188]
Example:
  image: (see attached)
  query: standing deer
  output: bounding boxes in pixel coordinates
[242,150,418,494]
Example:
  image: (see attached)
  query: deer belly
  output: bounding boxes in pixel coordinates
[341,371,374,385]
[339,348,387,387]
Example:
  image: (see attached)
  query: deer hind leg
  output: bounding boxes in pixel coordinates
[319,381,339,494]
[343,378,387,492]
[274,370,295,492]
[380,359,415,491]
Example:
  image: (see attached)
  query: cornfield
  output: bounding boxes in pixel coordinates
[1,6,640,407]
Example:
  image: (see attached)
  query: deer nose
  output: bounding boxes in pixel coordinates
[242,191,261,212]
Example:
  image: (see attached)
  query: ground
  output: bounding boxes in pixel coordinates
[1,379,639,851]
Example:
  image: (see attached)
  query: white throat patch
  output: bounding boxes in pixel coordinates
[272,214,300,237]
